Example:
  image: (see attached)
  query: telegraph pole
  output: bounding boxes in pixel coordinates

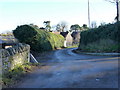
[88,0,91,28]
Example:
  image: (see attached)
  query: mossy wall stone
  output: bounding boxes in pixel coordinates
[1,43,30,74]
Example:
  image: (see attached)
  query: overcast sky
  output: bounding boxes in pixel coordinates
[0,0,116,33]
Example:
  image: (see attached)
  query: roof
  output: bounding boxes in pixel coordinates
[52,32,60,35]
[71,32,80,38]
[60,32,69,38]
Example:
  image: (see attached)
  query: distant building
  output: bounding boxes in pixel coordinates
[39,27,45,30]
[60,31,73,47]
[52,32,60,35]
[71,32,80,45]
[0,34,18,49]
[60,32,68,38]
[52,31,80,47]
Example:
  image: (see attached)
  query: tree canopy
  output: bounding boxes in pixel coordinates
[70,24,81,32]
[43,21,51,31]
[55,21,68,32]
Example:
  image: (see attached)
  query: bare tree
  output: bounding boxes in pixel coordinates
[91,21,97,28]
[105,0,119,21]
[58,21,68,32]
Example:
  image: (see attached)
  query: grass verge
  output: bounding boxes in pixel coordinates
[78,39,120,53]
[66,44,79,48]
[2,63,40,88]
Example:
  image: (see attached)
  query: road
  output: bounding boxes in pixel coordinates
[15,48,119,88]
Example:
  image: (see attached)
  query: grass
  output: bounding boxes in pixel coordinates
[2,63,40,88]
[78,39,120,53]
[66,44,79,48]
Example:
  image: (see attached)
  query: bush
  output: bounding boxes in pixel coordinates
[13,25,64,52]
[79,22,120,52]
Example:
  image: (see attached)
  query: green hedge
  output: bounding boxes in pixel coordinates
[78,22,120,52]
[13,25,64,52]
[79,22,120,45]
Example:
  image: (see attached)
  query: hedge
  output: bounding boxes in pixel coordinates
[78,22,120,52]
[79,22,120,45]
[13,25,64,52]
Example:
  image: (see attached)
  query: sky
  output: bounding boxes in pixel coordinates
[0,0,116,33]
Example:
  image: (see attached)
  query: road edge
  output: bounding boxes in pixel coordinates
[72,49,120,56]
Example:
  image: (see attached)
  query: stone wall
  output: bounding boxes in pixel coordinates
[1,43,30,74]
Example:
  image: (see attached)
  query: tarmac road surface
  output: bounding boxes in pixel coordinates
[15,48,119,88]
